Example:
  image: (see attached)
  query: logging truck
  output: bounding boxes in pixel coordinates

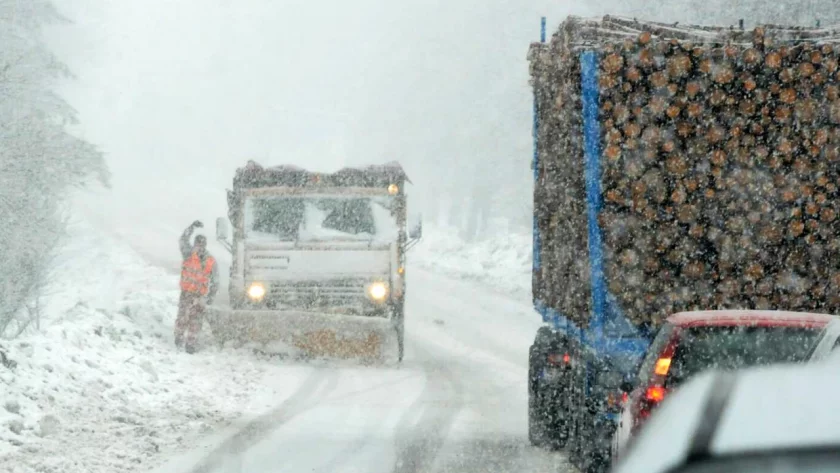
[207,161,421,363]
[526,15,840,473]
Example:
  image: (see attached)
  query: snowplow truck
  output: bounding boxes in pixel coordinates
[526,15,840,473]
[209,161,420,362]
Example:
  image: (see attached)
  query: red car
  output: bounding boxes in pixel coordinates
[612,310,840,460]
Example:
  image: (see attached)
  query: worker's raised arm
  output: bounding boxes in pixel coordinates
[180,221,203,259]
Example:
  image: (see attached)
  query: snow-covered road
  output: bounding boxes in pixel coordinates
[0,217,572,473]
[154,269,572,473]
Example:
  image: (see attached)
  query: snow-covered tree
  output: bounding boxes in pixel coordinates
[0,0,108,336]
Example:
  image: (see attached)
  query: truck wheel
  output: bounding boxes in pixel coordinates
[550,385,570,449]
[528,393,548,447]
[528,336,546,447]
[532,391,568,450]
[583,446,610,473]
[567,375,585,465]
[546,419,568,449]
[394,305,405,363]
[397,322,404,362]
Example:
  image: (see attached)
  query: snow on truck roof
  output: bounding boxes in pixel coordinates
[666,310,838,328]
[233,160,411,189]
[554,15,840,50]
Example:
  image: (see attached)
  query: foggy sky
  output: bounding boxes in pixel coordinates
[49,1,827,267]
[47,0,595,266]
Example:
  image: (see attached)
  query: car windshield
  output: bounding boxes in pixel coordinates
[666,326,823,386]
[244,195,398,243]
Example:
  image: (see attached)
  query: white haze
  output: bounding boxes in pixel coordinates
[48,0,835,268]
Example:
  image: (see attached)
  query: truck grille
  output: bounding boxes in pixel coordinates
[266,279,371,312]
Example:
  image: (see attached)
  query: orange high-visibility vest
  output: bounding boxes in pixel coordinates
[180,252,215,295]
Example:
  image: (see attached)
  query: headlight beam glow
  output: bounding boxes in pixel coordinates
[247,282,266,301]
[367,282,389,301]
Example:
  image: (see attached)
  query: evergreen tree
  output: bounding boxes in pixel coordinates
[0,0,108,335]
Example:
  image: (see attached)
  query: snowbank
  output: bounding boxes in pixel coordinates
[413,225,532,298]
[0,216,300,473]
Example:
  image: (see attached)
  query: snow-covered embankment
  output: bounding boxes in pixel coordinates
[413,225,532,298]
[0,219,536,473]
[0,217,298,473]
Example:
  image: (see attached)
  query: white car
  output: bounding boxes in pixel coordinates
[612,352,840,473]
[612,311,840,463]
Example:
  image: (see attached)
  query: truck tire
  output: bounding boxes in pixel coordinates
[528,328,550,447]
[393,304,405,363]
[396,320,405,362]
[547,416,569,449]
[528,327,568,449]
[567,370,585,465]
[530,390,568,449]
[528,392,548,447]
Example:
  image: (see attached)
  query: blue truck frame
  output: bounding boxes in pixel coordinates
[530,17,652,467]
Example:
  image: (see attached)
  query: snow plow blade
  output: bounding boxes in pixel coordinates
[206,308,397,362]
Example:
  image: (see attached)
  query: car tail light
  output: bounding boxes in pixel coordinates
[631,333,680,434]
[654,357,671,376]
[645,386,666,402]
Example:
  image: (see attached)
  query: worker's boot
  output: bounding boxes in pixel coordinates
[185,344,196,354]
[174,336,184,351]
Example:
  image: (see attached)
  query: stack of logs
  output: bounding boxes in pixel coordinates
[531,17,840,327]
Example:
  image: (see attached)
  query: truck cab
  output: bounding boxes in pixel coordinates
[211,161,420,362]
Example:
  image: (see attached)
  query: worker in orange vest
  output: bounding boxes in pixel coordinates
[176,220,219,353]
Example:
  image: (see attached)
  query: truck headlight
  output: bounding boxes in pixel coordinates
[367,282,389,302]
[247,282,266,301]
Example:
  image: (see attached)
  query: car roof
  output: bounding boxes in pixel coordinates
[666,310,837,328]
[711,356,840,453]
[613,353,840,473]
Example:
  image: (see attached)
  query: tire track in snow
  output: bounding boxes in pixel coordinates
[392,344,464,473]
[295,368,421,473]
[186,367,339,473]
[309,371,390,473]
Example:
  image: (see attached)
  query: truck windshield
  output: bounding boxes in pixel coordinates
[244,195,398,243]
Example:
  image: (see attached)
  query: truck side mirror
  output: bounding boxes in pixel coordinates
[216,217,230,241]
[216,217,232,254]
[409,215,423,240]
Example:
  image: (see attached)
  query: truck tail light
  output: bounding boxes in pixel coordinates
[607,390,628,410]
[547,352,571,366]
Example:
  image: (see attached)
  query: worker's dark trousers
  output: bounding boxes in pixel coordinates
[175,291,204,352]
